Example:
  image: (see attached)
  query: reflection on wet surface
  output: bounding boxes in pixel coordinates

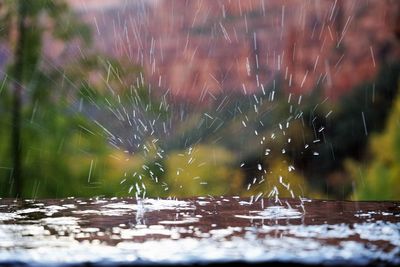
[0,197,399,266]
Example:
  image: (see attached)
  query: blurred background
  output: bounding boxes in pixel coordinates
[0,0,399,200]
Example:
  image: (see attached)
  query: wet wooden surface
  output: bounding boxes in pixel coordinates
[0,197,399,266]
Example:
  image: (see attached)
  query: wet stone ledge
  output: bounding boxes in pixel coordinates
[0,197,399,267]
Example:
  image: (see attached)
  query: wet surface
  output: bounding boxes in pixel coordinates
[0,197,399,266]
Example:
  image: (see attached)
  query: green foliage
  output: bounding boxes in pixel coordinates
[18,111,119,198]
[348,86,400,200]
[292,62,400,199]
[0,0,124,198]
[163,145,244,197]
[245,157,321,199]
[0,0,171,198]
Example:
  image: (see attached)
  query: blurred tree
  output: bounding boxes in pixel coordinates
[245,156,321,200]
[10,0,26,196]
[163,145,244,197]
[347,85,400,200]
[292,63,400,199]
[0,0,94,197]
[0,0,142,198]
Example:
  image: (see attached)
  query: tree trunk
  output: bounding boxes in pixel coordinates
[11,0,26,197]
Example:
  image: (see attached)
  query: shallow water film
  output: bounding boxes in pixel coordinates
[0,197,399,266]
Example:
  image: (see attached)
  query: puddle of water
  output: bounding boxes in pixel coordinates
[235,205,303,220]
[0,197,399,266]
